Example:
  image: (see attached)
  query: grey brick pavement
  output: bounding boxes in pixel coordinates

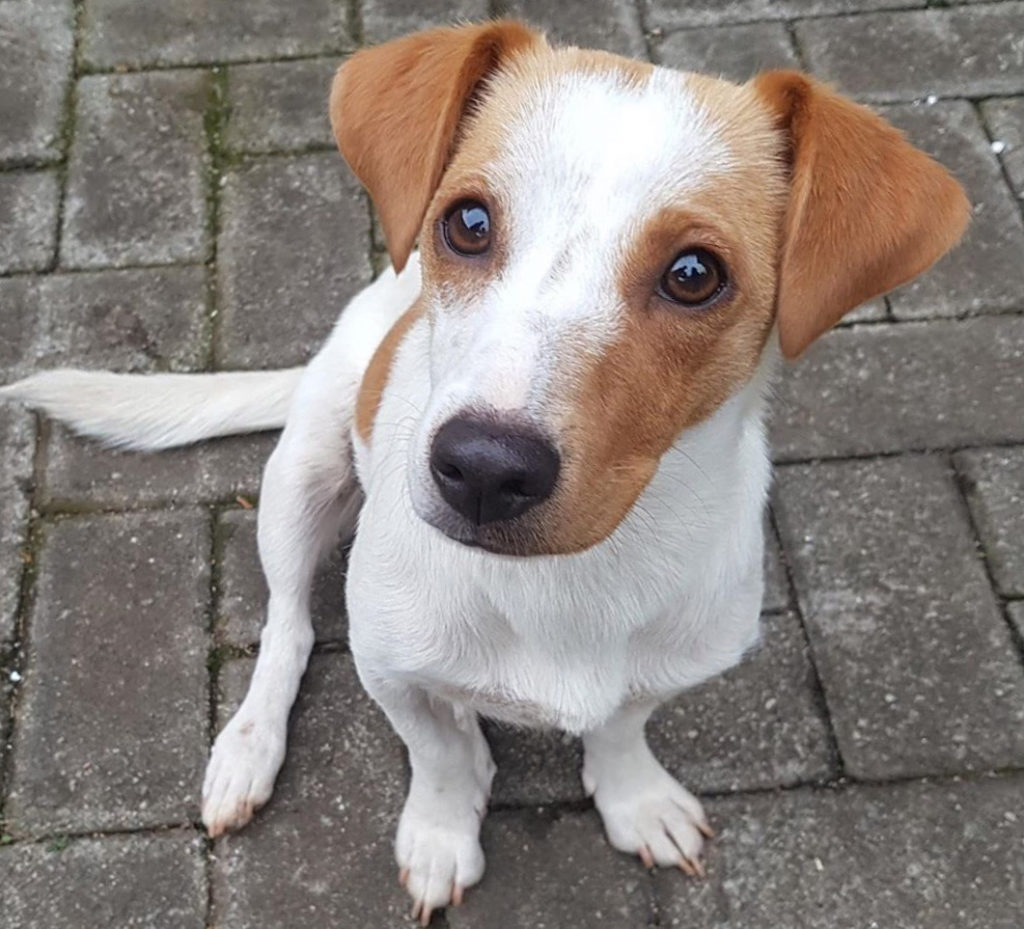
[1,1,1022,926]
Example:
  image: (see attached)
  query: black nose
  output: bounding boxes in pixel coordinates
[430,416,560,526]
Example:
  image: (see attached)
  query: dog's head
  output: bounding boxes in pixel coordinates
[331,22,969,556]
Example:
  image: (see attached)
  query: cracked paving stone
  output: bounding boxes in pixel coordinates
[216,153,373,368]
[216,507,348,647]
[0,0,73,165]
[657,22,798,82]
[505,0,645,57]
[80,0,351,69]
[224,58,339,155]
[771,316,1024,460]
[955,446,1024,598]
[5,511,210,834]
[774,455,1024,780]
[0,831,206,929]
[447,810,651,929]
[0,266,207,377]
[0,171,59,273]
[61,71,211,269]
[212,653,410,928]
[656,776,1024,929]
[797,4,1024,102]
[883,101,1024,319]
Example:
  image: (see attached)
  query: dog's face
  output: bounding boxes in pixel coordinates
[333,23,969,556]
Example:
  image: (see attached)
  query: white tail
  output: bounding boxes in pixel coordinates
[0,368,304,451]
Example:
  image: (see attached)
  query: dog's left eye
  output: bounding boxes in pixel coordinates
[658,249,726,307]
[442,200,491,256]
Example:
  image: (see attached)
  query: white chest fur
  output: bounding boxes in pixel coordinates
[348,320,774,734]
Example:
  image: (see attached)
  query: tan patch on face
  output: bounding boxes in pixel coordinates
[536,78,789,553]
[355,302,423,444]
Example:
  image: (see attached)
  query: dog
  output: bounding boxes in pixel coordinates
[2,20,969,924]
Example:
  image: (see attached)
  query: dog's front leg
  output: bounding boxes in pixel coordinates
[361,675,494,924]
[583,702,713,875]
[202,371,360,836]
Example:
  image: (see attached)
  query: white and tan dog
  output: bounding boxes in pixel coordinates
[3,21,968,923]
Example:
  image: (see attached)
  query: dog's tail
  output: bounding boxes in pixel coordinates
[0,368,303,451]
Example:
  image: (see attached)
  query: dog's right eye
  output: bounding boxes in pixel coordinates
[442,201,491,256]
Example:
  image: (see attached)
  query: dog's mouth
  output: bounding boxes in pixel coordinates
[418,506,552,558]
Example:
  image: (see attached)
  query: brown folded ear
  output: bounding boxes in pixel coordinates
[330,20,543,272]
[752,71,970,358]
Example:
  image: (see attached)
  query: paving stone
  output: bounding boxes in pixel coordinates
[80,0,351,69]
[212,654,411,929]
[981,97,1024,197]
[41,424,275,510]
[486,720,583,808]
[217,153,372,368]
[771,316,1024,461]
[797,5,1024,103]
[224,58,339,155]
[955,446,1024,598]
[0,831,207,929]
[362,0,488,44]
[643,0,919,30]
[650,610,835,792]
[0,279,37,379]
[448,810,652,929]
[773,455,1024,780]
[216,507,348,647]
[5,510,210,834]
[62,71,211,269]
[0,408,33,646]
[0,171,59,273]
[883,101,1024,319]
[656,776,1024,929]
[505,0,645,58]
[657,22,798,82]
[0,0,74,165]
[0,266,207,378]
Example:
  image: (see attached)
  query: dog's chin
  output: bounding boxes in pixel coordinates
[416,507,549,558]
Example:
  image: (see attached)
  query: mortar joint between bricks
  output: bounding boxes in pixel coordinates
[632,0,661,66]
[948,454,1024,670]
[348,0,365,47]
[50,0,86,274]
[0,417,50,831]
[971,98,1024,233]
[767,505,846,780]
[202,67,231,372]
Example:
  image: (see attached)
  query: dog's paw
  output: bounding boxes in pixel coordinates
[585,754,713,875]
[395,788,487,925]
[202,710,286,837]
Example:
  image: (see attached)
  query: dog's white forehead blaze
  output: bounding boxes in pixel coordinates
[429,62,740,415]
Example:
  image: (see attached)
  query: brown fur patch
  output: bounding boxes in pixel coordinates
[330,21,544,273]
[355,303,423,444]
[537,78,788,552]
[752,70,970,357]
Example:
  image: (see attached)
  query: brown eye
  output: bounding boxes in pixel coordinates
[442,200,491,256]
[659,249,726,306]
